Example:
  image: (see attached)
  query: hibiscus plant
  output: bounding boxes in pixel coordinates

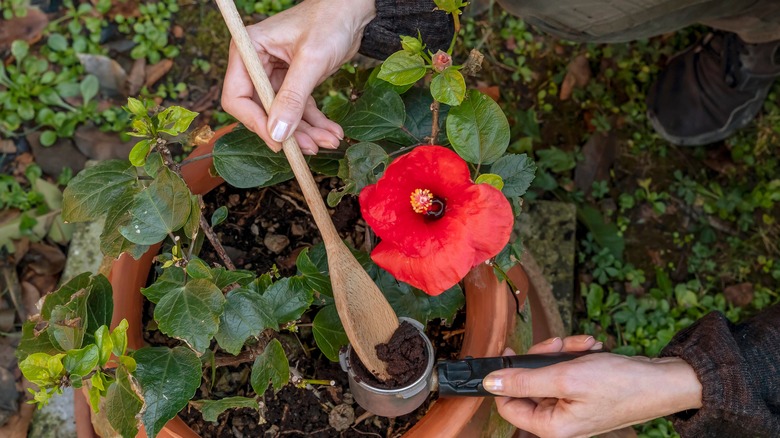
[15,1,536,437]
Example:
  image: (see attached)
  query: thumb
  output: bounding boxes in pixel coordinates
[483,367,563,398]
[267,54,322,143]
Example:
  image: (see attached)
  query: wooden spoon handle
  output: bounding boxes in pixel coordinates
[214,0,341,247]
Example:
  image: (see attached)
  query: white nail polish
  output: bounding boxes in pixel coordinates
[271,120,290,142]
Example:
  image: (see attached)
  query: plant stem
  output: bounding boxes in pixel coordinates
[179,153,213,167]
[447,12,461,54]
[430,100,441,143]
[197,195,236,271]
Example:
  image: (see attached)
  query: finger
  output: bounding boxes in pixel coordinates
[494,397,543,433]
[297,119,340,149]
[561,335,598,352]
[302,97,344,140]
[527,337,563,355]
[222,43,281,152]
[293,131,319,155]
[267,50,326,143]
[483,366,565,398]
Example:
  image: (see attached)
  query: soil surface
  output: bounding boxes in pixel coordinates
[141,181,468,437]
[351,321,428,389]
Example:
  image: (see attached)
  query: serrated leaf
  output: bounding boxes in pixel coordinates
[261,277,313,326]
[63,160,137,223]
[154,278,225,354]
[446,90,510,165]
[129,139,152,167]
[377,51,427,86]
[296,246,332,297]
[475,173,504,191]
[106,366,142,438]
[490,154,536,197]
[210,268,255,290]
[373,268,464,323]
[312,305,348,362]
[119,167,192,245]
[342,87,406,142]
[250,339,288,395]
[186,258,212,279]
[215,289,274,355]
[49,289,89,351]
[100,186,150,260]
[212,127,294,188]
[431,67,466,106]
[141,267,186,304]
[133,346,201,438]
[210,206,227,227]
[329,143,388,204]
[63,345,99,377]
[41,272,92,320]
[195,397,258,422]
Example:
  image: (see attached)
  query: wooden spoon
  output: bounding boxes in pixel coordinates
[214,0,398,380]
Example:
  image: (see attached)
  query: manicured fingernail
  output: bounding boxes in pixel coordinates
[543,337,561,345]
[502,347,516,356]
[582,336,594,343]
[270,120,290,142]
[483,376,503,393]
[591,342,604,350]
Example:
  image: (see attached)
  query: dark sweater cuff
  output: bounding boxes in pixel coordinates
[359,0,455,60]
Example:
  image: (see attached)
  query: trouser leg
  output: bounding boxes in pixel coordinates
[497,0,780,43]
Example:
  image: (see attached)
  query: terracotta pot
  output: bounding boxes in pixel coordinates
[74,124,551,438]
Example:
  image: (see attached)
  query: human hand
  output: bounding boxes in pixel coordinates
[486,336,703,438]
[221,0,375,154]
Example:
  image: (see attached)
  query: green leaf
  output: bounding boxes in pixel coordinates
[475,173,504,191]
[119,167,192,245]
[430,67,466,106]
[328,142,389,205]
[261,277,313,326]
[17,319,60,361]
[182,195,200,240]
[490,154,537,197]
[156,106,198,136]
[141,267,185,304]
[312,305,348,362]
[195,397,258,422]
[400,34,424,54]
[106,366,143,438]
[536,147,576,173]
[212,127,293,188]
[211,206,228,227]
[250,339,289,395]
[19,352,65,387]
[373,268,464,323]
[154,278,225,354]
[85,275,113,345]
[40,130,58,147]
[210,268,255,290]
[296,246,332,297]
[377,51,427,86]
[342,87,406,142]
[63,160,137,223]
[49,289,89,351]
[41,272,92,320]
[99,186,150,259]
[578,205,624,260]
[129,139,152,167]
[64,345,99,377]
[47,33,68,52]
[386,88,448,145]
[434,0,467,13]
[446,90,510,165]
[111,319,129,357]
[133,346,201,438]
[186,258,212,280]
[215,288,274,355]
[11,40,29,61]
[95,326,113,366]
[80,74,99,104]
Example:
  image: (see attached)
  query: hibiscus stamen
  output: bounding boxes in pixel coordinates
[410,188,446,218]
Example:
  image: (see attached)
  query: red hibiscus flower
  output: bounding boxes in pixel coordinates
[359,145,513,295]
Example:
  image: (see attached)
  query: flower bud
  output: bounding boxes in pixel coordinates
[432,50,452,72]
[400,36,423,54]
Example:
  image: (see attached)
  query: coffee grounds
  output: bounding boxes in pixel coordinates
[350,321,428,389]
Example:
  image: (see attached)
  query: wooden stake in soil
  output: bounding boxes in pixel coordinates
[214,0,399,380]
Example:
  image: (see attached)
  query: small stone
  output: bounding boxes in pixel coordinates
[228,194,240,207]
[250,224,260,236]
[328,404,355,432]
[263,234,290,254]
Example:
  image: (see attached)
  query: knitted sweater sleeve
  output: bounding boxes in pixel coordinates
[659,304,780,437]
[359,0,454,60]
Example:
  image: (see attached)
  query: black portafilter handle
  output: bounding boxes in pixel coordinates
[437,351,599,397]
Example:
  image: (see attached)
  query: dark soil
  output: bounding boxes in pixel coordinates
[351,321,428,389]
[141,181,468,438]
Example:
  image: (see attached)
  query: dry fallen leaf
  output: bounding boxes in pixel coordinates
[574,130,618,194]
[74,124,136,161]
[724,282,754,307]
[77,54,129,96]
[126,57,147,97]
[0,8,48,51]
[559,54,591,101]
[144,59,174,88]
